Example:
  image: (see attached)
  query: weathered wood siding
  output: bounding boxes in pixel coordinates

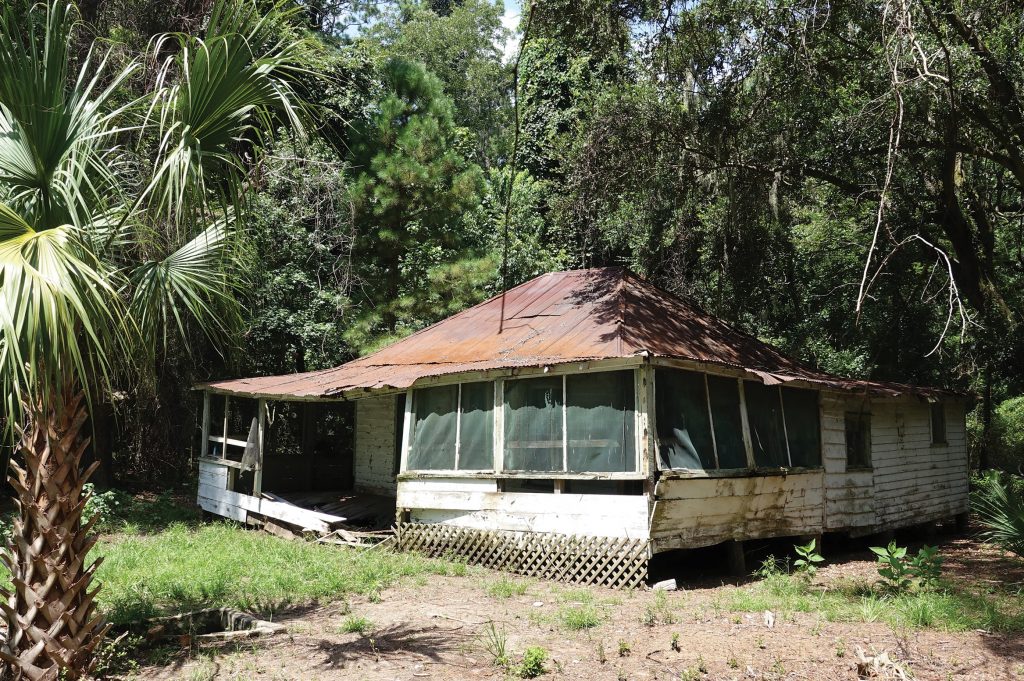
[397,478,649,538]
[821,393,876,531]
[649,471,825,551]
[354,395,398,494]
[869,398,969,528]
[819,394,969,533]
[197,459,246,522]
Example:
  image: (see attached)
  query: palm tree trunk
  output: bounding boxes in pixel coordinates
[0,392,109,680]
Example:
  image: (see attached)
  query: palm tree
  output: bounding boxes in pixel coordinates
[0,2,316,677]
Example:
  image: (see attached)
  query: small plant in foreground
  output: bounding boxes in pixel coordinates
[618,640,631,657]
[793,538,825,579]
[481,622,510,667]
[871,541,913,591]
[671,632,681,651]
[596,641,607,664]
[560,605,600,630]
[754,554,789,578]
[488,576,529,599]
[340,615,373,635]
[514,646,548,678]
[909,545,943,588]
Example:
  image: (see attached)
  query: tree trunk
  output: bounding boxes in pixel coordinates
[0,392,109,680]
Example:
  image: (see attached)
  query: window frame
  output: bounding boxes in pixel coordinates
[501,370,641,474]
[403,381,495,473]
[653,367,823,474]
[930,402,947,446]
[844,410,872,471]
[399,366,645,479]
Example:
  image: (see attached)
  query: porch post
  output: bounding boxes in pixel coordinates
[200,391,211,460]
[254,398,266,496]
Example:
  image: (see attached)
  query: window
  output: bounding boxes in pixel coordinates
[930,402,946,445]
[845,411,871,469]
[782,388,821,467]
[744,381,789,467]
[707,375,747,468]
[655,369,821,471]
[656,369,715,469]
[407,382,494,471]
[504,375,563,471]
[504,371,637,473]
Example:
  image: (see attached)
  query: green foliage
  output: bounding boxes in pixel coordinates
[344,56,487,352]
[793,539,825,579]
[908,545,944,590]
[513,646,548,678]
[559,604,601,630]
[754,555,789,579]
[82,484,131,531]
[870,542,913,592]
[973,472,1024,558]
[481,621,510,668]
[487,576,529,599]
[869,542,943,592]
[992,397,1024,472]
[93,522,460,625]
[339,615,373,635]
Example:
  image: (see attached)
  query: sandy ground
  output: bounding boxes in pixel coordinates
[127,535,1024,681]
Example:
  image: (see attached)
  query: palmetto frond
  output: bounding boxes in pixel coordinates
[144,0,314,234]
[0,202,124,424]
[0,2,136,231]
[130,219,241,356]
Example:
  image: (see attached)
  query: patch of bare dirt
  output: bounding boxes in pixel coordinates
[128,534,1024,681]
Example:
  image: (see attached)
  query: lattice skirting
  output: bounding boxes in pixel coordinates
[397,523,650,589]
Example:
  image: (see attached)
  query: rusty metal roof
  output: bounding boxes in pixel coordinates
[200,268,959,400]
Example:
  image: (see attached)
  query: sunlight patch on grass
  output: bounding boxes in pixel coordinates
[94,522,457,625]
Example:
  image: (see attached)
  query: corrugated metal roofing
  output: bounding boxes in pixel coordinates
[200,267,959,400]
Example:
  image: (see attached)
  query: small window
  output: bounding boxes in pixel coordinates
[845,411,871,469]
[930,402,946,445]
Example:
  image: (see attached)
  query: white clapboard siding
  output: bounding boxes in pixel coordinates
[649,471,824,550]
[397,478,648,538]
[355,395,398,494]
[869,400,969,528]
[820,393,876,530]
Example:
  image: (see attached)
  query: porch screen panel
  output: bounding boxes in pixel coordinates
[504,376,563,471]
[707,376,747,468]
[782,388,821,467]
[458,381,494,470]
[655,369,714,469]
[744,382,788,467]
[566,371,636,472]
[408,384,458,470]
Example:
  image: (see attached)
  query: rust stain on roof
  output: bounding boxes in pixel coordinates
[201,268,960,400]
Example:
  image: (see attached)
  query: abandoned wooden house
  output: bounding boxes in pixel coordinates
[195,267,969,587]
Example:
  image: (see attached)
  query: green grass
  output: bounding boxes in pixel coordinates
[558,604,602,630]
[339,615,374,635]
[94,521,460,625]
[726,572,1024,632]
[487,576,530,598]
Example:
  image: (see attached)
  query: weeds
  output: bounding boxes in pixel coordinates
[513,646,548,678]
[487,577,529,599]
[794,538,825,579]
[339,615,373,635]
[481,622,510,667]
[559,605,601,630]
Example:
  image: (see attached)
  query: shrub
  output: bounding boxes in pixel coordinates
[908,545,943,588]
[870,541,913,591]
[793,538,825,579]
[973,471,1024,558]
[991,397,1024,472]
[514,646,548,678]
